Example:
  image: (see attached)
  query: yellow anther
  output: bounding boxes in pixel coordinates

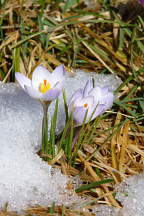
[40,79,51,94]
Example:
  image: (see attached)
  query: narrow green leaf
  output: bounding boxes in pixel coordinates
[75,178,114,193]
[62,89,69,123]
[50,99,59,157]
[67,115,74,162]
[115,101,137,118]
[118,27,125,51]
[49,202,55,215]
[14,47,20,72]
[62,0,80,13]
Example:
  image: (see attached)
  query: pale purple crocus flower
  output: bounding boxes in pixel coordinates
[15,64,65,156]
[139,0,144,6]
[15,64,65,103]
[68,79,114,127]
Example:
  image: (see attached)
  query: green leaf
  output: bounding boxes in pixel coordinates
[62,0,80,13]
[118,27,125,51]
[62,89,69,123]
[75,178,114,193]
[139,100,144,112]
[50,98,59,157]
[13,47,20,73]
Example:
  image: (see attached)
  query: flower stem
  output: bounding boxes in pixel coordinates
[41,102,49,156]
[71,126,81,149]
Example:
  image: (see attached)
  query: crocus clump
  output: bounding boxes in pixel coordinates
[68,79,114,126]
[15,64,65,155]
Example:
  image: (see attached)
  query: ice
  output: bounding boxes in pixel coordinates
[92,173,144,216]
[0,69,121,211]
[92,205,120,216]
[116,173,144,216]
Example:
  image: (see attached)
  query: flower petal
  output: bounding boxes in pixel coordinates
[68,89,83,113]
[32,65,51,90]
[52,64,65,81]
[90,86,102,102]
[74,96,94,108]
[68,88,83,104]
[24,85,42,99]
[92,92,114,120]
[91,103,105,120]
[101,92,114,108]
[139,0,144,6]
[72,106,87,126]
[50,65,65,87]
[53,80,64,90]
[83,79,93,97]
[41,88,60,101]
[69,96,94,126]
[15,73,31,89]
[101,86,112,94]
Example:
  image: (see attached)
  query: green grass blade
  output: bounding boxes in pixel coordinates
[75,178,114,193]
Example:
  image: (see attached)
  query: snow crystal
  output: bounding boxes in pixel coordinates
[0,69,121,211]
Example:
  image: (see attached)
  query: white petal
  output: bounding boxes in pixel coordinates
[68,89,83,113]
[92,92,114,120]
[72,106,87,126]
[90,86,102,102]
[15,73,31,89]
[53,80,64,90]
[83,79,93,97]
[101,92,114,108]
[32,65,51,90]
[91,103,105,120]
[68,88,83,104]
[74,96,94,108]
[24,85,42,99]
[70,96,94,126]
[41,88,60,101]
[52,65,65,83]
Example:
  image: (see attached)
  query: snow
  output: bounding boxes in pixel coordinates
[116,173,144,216]
[93,173,144,216]
[0,70,121,211]
[92,173,144,216]
[92,205,120,216]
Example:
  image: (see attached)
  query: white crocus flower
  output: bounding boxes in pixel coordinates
[15,64,65,102]
[15,64,66,155]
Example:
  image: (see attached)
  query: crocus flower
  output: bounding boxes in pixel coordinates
[68,79,114,126]
[15,64,65,102]
[15,64,65,156]
[139,0,144,6]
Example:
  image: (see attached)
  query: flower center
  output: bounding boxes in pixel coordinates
[84,103,88,108]
[40,79,51,94]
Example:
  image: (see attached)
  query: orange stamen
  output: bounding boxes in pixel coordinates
[44,79,47,86]
[84,103,88,108]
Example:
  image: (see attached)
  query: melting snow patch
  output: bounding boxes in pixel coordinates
[92,205,120,216]
[116,173,144,216]
[0,70,121,211]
